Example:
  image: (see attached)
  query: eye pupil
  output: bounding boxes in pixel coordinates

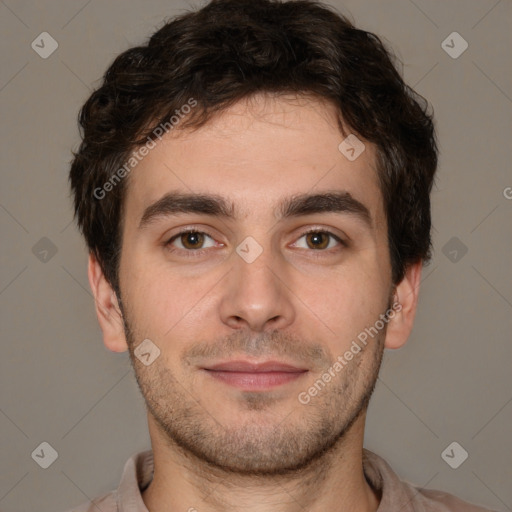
[182,231,204,249]
[306,232,329,249]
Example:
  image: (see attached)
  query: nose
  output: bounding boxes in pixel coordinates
[219,244,296,332]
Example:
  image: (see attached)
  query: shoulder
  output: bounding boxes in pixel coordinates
[61,449,152,512]
[362,449,496,512]
[61,490,117,512]
[410,484,497,512]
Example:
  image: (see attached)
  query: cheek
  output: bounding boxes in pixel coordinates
[120,252,220,340]
[307,265,389,346]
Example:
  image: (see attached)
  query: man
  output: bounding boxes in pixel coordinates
[66,0,493,510]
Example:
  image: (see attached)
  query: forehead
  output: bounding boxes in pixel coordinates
[122,94,385,231]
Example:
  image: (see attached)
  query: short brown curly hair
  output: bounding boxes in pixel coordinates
[69,0,438,295]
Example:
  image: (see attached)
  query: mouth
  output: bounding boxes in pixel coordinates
[201,360,309,391]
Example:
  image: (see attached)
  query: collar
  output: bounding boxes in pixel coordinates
[115,448,422,512]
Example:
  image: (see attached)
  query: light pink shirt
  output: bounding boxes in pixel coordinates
[65,448,495,511]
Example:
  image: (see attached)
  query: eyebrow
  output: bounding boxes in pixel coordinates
[138,190,372,230]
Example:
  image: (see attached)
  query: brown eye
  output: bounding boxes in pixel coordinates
[166,230,217,253]
[179,231,205,249]
[305,232,330,250]
[291,229,346,254]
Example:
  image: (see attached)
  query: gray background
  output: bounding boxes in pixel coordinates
[1,0,511,511]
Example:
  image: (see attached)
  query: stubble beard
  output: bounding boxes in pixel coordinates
[120,310,385,477]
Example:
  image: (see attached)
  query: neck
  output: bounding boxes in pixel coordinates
[142,411,380,512]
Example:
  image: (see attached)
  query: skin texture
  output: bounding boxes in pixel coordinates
[89,93,422,512]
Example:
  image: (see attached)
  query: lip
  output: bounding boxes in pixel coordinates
[203,360,307,372]
[202,360,308,391]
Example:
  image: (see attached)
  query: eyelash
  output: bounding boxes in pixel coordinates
[164,227,347,258]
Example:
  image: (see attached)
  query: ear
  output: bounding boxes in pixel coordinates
[88,253,128,353]
[384,260,423,350]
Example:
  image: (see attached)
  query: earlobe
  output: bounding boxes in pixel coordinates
[384,261,423,350]
[87,253,128,353]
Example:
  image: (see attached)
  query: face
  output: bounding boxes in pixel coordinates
[99,93,410,475]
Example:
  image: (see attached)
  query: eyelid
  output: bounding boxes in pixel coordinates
[164,226,221,254]
[291,227,347,251]
[296,226,347,242]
